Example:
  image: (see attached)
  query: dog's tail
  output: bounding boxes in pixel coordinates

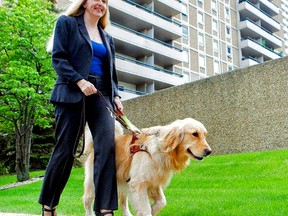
[84,121,123,156]
[83,124,93,156]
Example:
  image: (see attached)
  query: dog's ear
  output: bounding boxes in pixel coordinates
[162,126,184,153]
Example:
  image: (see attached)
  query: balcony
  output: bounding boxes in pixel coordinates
[240,37,283,61]
[239,18,282,48]
[106,23,184,66]
[109,0,182,42]
[115,55,185,90]
[241,56,261,67]
[118,86,146,101]
[131,0,183,17]
[238,0,280,33]
[283,4,288,18]
[248,0,279,16]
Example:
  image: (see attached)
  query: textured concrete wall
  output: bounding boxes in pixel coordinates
[123,57,288,155]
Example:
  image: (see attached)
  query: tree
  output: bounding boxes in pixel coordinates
[0,0,56,181]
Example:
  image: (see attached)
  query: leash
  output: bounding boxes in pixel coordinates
[97,90,140,134]
[73,97,86,158]
[73,88,161,158]
[72,89,141,158]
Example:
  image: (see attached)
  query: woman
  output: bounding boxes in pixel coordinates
[39,0,122,215]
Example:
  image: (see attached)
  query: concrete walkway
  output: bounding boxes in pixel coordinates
[0,214,40,216]
[0,177,44,216]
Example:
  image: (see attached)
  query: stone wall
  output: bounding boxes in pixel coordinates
[122,57,288,155]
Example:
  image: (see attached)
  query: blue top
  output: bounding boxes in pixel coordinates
[89,41,107,76]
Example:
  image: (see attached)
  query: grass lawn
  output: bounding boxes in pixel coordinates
[0,149,288,215]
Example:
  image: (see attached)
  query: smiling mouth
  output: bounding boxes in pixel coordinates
[187,149,203,161]
[94,7,102,12]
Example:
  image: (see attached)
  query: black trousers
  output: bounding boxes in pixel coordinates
[39,76,118,211]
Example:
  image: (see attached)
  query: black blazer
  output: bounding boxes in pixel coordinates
[50,14,120,104]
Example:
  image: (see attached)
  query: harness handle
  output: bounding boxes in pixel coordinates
[73,97,86,158]
[73,90,141,158]
[97,90,140,134]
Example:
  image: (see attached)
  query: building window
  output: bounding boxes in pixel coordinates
[214,60,220,74]
[183,47,189,63]
[199,54,206,74]
[227,45,232,58]
[213,39,219,53]
[182,25,188,39]
[212,19,218,34]
[198,32,204,48]
[226,26,231,38]
[198,11,204,29]
[182,3,187,15]
[225,7,230,20]
[212,0,217,12]
[183,71,190,83]
[198,11,204,23]
[197,0,204,8]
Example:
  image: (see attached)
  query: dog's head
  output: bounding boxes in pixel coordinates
[161,118,211,162]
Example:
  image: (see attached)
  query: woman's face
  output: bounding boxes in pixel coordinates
[83,0,107,20]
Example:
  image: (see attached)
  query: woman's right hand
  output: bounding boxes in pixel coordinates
[77,79,97,96]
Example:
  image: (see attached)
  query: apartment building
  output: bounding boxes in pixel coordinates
[55,0,286,100]
[238,0,284,67]
[279,0,288,53]
[107,0,185,100]
[183,0,240,81]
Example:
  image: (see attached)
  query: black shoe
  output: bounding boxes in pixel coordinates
[42,206,56,216]
[95,210,114,216]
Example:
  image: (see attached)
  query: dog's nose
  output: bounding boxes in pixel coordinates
[204,148,212,156]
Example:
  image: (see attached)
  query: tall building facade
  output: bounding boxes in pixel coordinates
[183,0,240,81]
[278,0,288,54]
[238,0,284,67]
[107,0,185,100]
[56,0,287,100]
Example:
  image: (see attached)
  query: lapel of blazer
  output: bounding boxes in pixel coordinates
[76,14,93,53]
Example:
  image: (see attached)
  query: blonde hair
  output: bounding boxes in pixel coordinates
[46,0,110,52]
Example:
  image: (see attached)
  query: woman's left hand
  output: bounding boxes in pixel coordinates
[114,97,123,113]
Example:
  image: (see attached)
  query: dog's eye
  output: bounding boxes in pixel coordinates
[192,132,199,137]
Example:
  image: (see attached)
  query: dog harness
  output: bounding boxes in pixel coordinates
[126,131,159,182]
[125,134,149,183]
[130,143,148,155]
[129,130,160,156]
[129,133,149,156]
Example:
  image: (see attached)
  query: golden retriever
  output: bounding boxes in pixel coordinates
[83,118,212,216]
